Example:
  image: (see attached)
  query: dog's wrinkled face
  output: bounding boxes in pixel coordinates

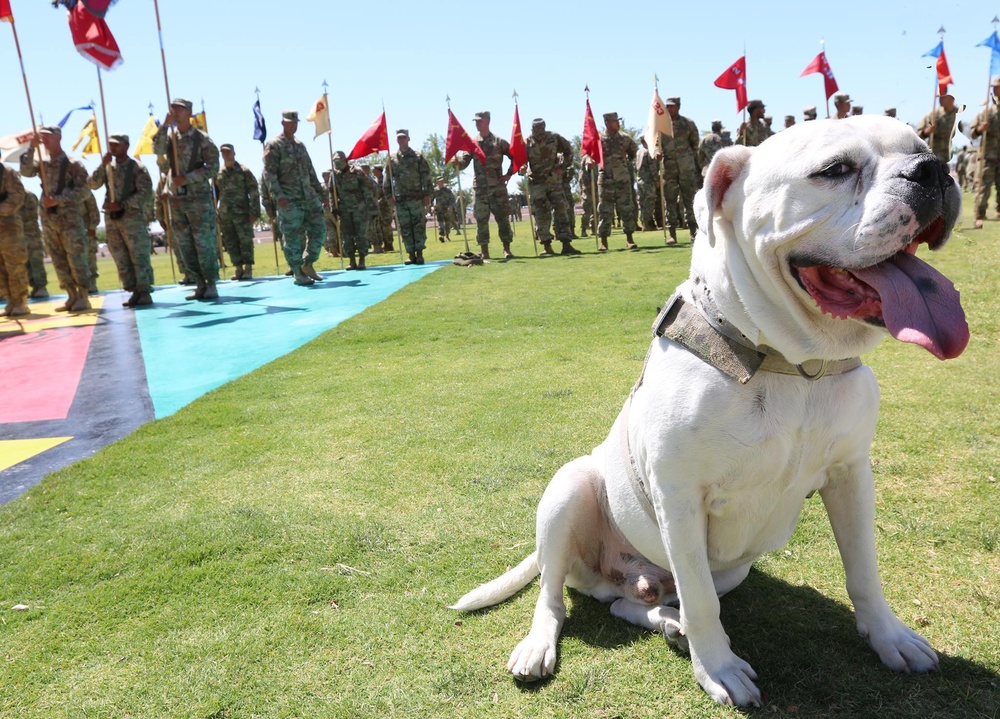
[696,116,968,362]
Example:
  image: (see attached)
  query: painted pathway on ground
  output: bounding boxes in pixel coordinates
[0,262,445,503]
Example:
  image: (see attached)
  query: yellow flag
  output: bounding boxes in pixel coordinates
[191,111,208,133]
[72,115,101,156]
[132,114,159,158]
[306,95,330,138]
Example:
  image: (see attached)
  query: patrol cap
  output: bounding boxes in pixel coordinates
[851,106,863,114]
[109,133,129,145]
[38,125,62,137]
[531,117,545,128]
[803,105,817,118]
[783,115,794,122]
[281,110,299,122]
[603,112,619,123]
[219,143,235,152]
[746,99,764,112]
[833,93,850,104]
[884,107,897,117]
[710,119,722,130]
[170,97,193,111]
[435,175,445,182]
[396,128,409,138]
[473,111,491,121]
[665,97,680,106]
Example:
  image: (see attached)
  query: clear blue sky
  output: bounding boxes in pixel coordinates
[1,0,996,204]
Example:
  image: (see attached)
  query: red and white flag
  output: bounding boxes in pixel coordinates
[306,96,331,138]
[800,51,839,100]
[67,3,122,70]
[714,56,748,113]
[1,0,14,23]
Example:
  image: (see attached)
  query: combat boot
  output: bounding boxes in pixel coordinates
[231,264,244,281]
[538,241,556,257]
[625,233,638,250]
[185,279,207,301]
[302,262,323,281]
[667,227,677,245]
[55,286,76,312]
[598,237,609,252]
[384,240,394,252]
[30,286,49,299]
[201,282,219,300]
[88,280,99,295]
[293,268,314,285]
[372,243,384,254]
[502,242,514,259]
[70,286,92,312]
[414,250,424,265]
[480,245,490,259]
[404,252,415,265]
[133,290,153,307]
[242,266,253,280]
[7,297,29,317]
[358,256,367,270]
[345,256,358,271]
[123,291,139,308]
[560,241,581,255]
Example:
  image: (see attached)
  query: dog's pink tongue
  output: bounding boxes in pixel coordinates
[852,252,969,359]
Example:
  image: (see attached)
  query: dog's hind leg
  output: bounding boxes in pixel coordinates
[507,457,606,682]
[610,600,689,651]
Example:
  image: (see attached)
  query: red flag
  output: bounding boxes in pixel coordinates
[444,109,486,165]
[800,51,839,100]
[509,105,528,174]
[581,99,604,168]
[935,48,953,96]
[67,4,122,70]
[347,111,389,160]
[714,56,748,112]
[1,0,13,23]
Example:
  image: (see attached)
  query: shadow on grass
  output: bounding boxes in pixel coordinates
[544,569,998,717]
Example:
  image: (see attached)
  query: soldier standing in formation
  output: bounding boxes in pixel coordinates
[662,97,700,242]
[155,172,192,285]
[970,78,1000,229]
[432,176,457,241]
[385,129,432,265]
[737,100,770,147]
[359,164,382,254]
[21,126,92,312]
[597,112,638,251]
[803,106,818,122]
[320,171,341,258]
[884,108,897,118]
[578,156,597,238]
[0,160,29,317]
[215,143,260,280]
[453,111,514,259]
[153,98,221,300]
[371,165,395,252]
[21,191,48,298]
[783,115,795,129]
[88,134,155,308]
[330,151,374,270]
[917,94,959,164]
[81,188,100,294]
[635,137,660,232]
[560,161,576,239]
[698,120,726,174]
[263,109,327,286]
[834,93,851,119]
[524,117,580,256]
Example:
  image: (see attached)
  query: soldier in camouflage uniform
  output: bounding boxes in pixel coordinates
[635,136,660,232]
[803,106,818,122]
[0,162,29,316]
[453,111,514,259]
[970,78,1000,229]
[153,98,221,300]
[884,108,897,118]
[359,164,382,254]
[783,115,795,130]
[432,176,457,241]
[662,97,701,242]
[263,109,327,286]
[698,120,726,175]
[329,151,374,270]
[154,172,192,284]
[259,170,282,247]
[215,143,261,280]
[80,188,100,293]
[384,129,432,265]
[561,163,577,238]
[21,191,48,298]
[833,93,851,120]
[956,146,976,191]
[88,134,155,307]
[371,165,395,252]
[597,112,639,250]
[525,118,579,256]
[21,126,93,312]
[737,100,770,147]
[320,171,341,258]
[579,156,597,237]
[917,94,958,164]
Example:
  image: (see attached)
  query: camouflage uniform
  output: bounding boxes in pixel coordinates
[561,165,576,237]
[432,184,457,239]
[597,125,638,242]
[154,173,191,282]
[80,189,100,290]
[662,114,700,233]
[215,160,260,270]
[384,144,432,257]
[88,156,155,296]
[361,168,382,253]
[259,171,282,246]
[262,133,326,273]
[579,160,597,237]
[635,143,660,230]
[332,160,374,260]
[321,172,341,257]
[0,165,28,310]
[698,131,726,174]
[970,102,1000,223]
[916,106,958,164]
[454,132,513,250]
[20,191,48,294]
[153,123,222,284]
[525,126,573,245]
[372,168,394,251]
[737,118,769,147]
[20,150,92,295]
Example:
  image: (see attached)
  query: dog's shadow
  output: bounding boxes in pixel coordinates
[551,569,999,716]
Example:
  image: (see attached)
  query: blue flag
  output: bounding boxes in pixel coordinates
[57,103,95,128]
[253,98,267,145]
[977,31,1000,78]
[922,41,943,59]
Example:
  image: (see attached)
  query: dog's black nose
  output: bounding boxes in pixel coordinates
[899,154,945,191]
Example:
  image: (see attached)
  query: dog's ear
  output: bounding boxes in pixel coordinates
[703,146,752,247]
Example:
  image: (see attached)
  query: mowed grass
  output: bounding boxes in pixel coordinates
[2,199,999,718]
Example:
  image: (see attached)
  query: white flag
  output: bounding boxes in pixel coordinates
[644,88,673,158]
[306,96,331,139]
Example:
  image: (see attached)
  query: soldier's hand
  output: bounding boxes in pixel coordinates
[978,122,989,135]
[41,195,58,209]
[173,174,188,187]
[925,124,936,136]
[109,201,123,213]
[101,152,113,167]
[164,110,174,126]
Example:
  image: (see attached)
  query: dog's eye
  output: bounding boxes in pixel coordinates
[814,162,854,179]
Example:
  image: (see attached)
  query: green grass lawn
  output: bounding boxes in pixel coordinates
[3,200,998,718]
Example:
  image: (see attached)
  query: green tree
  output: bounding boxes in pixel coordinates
[422,134,459,189]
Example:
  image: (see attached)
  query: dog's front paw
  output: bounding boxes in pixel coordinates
[864,617,939,674]
[508,634,557,682]
[691,648,761,707]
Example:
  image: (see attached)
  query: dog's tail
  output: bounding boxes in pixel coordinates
[448,551,540,611]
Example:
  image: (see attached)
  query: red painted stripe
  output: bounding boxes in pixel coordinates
[0,326,94,423]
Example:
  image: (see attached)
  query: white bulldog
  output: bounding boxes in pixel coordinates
[450,116,969,706]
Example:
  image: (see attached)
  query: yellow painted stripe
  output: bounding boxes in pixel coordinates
[0,437,72,473]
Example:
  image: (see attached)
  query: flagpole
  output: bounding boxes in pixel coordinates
[512,91,538,257]
[5,11,49,198]
[653,75,668,243]
[929,29,944,121]
[95,67,116,204]
[975,19,999,191]
[447,95,472,254]
[377,101,404,263]
[320,81,345,271]
[584,85,599,251]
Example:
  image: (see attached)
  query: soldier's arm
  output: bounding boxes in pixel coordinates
[151,122,171,156]
[187,135,220,183]
[87,163,108,191]
[245,168,261,218]
[262,144,285,202]
[54,163,91,206]
[419,156,433,199]
[308,160,324,198]
[19,152,39,178]
[128,165,153,211]
[688,122,700,154]
[557,135,573,170]
[0,170,25,217]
